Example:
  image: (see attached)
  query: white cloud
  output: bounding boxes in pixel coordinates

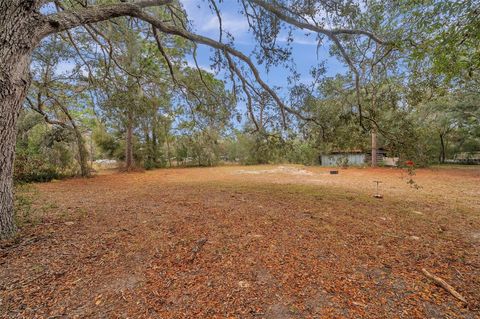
[295,39,318,46]
[200,14,249,35]
[181,0,249,39]
[277,37,318,46]
[55,61,76,75]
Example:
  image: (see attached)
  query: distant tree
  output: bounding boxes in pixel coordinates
[174,68,235,166]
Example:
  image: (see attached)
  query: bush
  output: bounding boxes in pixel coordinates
[14,111,74,183]
[14,151,61,183]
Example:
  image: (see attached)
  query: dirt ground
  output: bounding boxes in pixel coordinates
[1,165,479,318]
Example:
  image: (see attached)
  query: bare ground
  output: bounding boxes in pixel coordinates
[1,165,479,318]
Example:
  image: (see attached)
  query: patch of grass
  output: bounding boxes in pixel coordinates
[430,164,480,170]
[59,210,70,220]
[41,202,59,211]
[77,207,89,219]
[14,184,70,227]
[14,184,39,227]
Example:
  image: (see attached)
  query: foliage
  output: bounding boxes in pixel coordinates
[398,0,480,80]
[92,123,121,159]
[14,111,73,183]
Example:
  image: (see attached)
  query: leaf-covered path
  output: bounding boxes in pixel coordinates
[1,165,479,318]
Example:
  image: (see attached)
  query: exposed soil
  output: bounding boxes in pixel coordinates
[1,165,479,318]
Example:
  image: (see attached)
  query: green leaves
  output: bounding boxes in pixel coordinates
[400,0,480,80]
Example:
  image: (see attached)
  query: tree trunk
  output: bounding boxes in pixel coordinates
[440,133,446,164]
[59,104,90,177]
[74,128,90,177]
[151,116,158,164]
[144,124,152,165]
[151,128,158,165]
[0,76,27,238]
[125,111,134,171]
[371,128,378,167]
[163,121,172,167]
[0,1,41,239]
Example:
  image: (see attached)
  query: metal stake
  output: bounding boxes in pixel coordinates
[373,180,383,198]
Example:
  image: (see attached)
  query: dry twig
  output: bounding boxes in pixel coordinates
[422,268,467,304]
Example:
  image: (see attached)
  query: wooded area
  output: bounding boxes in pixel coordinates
[0,0,479,317]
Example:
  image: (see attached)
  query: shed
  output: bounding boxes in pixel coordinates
[320,150,366,166]
[320,148,389,166]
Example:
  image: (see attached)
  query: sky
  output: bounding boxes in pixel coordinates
[43,0,348,89]
[177,0,348,125]
[180,0,347,88]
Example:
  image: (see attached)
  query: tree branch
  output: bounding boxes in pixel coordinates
[137,11,317,125]
[40,0,320,126]
[250,0,390,45]
[225,52,260,131]
[42,0,172,36]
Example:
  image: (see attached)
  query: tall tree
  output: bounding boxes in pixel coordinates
[0,0,389,238]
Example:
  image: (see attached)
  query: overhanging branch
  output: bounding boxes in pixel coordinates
[39,0,330,126]
[250,0,390,45]
[42,0,172,36]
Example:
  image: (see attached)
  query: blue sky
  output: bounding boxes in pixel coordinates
[45,0,348,89]
[43,0,348,85]
[178,0,348,126]
[180,0,347,88]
